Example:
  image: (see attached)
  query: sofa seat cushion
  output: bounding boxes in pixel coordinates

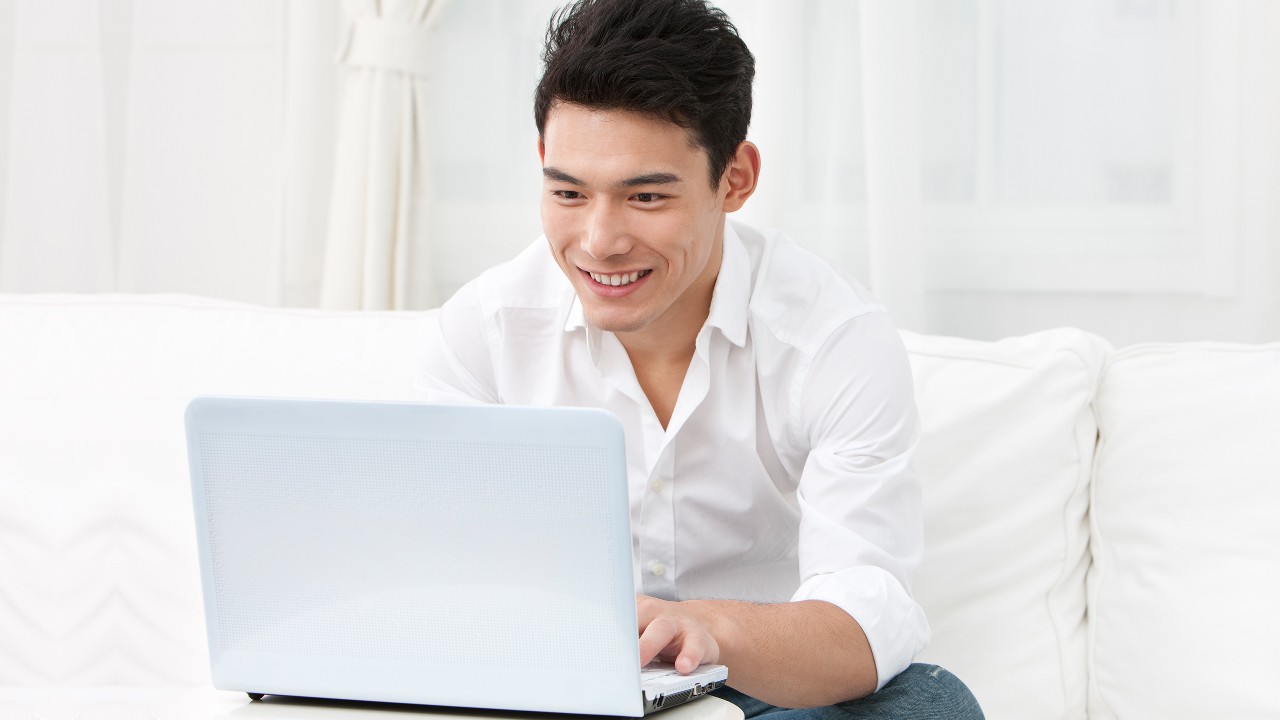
[0,294,435,685]
[1089,342,1280,719]
[904,328,1111,720]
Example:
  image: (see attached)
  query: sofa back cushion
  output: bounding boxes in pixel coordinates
[0,295,435,685]
[1089,343,1280,719]
[903,328,1111,720]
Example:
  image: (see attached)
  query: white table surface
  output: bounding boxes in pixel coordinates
[0,687,745,720]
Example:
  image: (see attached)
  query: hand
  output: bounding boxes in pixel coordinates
[636,594,721,674]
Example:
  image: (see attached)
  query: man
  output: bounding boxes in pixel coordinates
[418,0,981,716]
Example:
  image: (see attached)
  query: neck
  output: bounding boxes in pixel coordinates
[616,267,716,431]
[616,312,702,368]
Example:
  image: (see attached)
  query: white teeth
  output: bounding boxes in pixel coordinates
[589,270,649,287]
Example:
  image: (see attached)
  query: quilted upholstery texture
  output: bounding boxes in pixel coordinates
[0,295,435,685]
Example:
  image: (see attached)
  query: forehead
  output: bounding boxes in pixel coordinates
[541,104,705,180]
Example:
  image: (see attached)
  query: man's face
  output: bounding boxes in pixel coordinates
[539,104,726,338]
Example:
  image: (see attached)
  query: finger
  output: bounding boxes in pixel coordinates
[637,615,680,667]
[635,594,660,632]
[674,630,717,674]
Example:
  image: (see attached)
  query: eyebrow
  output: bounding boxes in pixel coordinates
[542,167,682,189]
[618,172,681,188]
[542,167,585,185]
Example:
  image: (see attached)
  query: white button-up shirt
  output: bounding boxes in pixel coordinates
[416,220,929,690]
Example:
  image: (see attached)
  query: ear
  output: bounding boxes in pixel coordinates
[538,136,546,164]
[720,141,761,213]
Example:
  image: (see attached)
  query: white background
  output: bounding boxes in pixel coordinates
[0,0,1277,344]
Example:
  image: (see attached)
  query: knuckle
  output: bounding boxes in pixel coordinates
[652,615,680,635]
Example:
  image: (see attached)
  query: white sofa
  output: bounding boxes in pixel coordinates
[1,294,1277,719]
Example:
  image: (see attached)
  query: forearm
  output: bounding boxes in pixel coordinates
[685,599,877,708]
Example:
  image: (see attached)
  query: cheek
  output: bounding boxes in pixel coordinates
[679,214,719,267]
[652,216,701,261]
[541,204,575,248]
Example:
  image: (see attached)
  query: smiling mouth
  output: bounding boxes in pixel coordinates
[586,269,652,287]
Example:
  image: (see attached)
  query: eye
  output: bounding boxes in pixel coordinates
[633,193,665,203]
[551,190,584,200]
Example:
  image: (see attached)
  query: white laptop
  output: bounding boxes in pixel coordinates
[185,396,728,716]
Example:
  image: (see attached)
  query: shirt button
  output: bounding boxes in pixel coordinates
[650,562,667,577]
[650,479,665,494]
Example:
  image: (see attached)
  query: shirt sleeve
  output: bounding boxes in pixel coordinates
[787,310,930,691]
[414,279,501,404]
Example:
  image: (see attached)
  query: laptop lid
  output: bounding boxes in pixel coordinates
[186,396,645,716]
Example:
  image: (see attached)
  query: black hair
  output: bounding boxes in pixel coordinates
[533,0,755,188]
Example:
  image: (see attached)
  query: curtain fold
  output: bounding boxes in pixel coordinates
[0,0,116,294]
[858,0,926,331]
[321,0,448,311]
[3,0,1277,342]
[0,0,331,307]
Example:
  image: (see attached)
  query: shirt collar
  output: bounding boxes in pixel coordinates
[561,221,751,348]
[563,275,587,333]
[705,221,750,348]
[562,265,598,361]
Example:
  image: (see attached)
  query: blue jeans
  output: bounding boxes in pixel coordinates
[711,664,983,720]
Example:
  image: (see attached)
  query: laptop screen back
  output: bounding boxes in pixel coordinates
[186,397,643,716]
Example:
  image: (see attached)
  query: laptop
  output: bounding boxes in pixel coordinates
[184,396,728,716]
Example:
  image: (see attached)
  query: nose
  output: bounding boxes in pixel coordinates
[580,200,633,261]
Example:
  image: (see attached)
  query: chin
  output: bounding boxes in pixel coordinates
[583,306,651,335]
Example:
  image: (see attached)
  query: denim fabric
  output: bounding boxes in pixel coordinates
[711,664,983,720]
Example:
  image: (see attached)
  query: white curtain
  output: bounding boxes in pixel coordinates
[702,0,1277,341]
[3,0,1278,343]
[0,0,340,307]
[320,0,449,311]
[857,1,925,330]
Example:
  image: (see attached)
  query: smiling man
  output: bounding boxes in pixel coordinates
[417,0,981,717]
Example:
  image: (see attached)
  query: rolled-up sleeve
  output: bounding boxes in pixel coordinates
[788,311,930,691]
